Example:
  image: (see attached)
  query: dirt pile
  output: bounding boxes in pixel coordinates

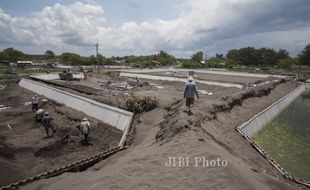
[126,93,159,113]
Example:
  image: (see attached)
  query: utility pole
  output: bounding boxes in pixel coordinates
[95,43,99,64]
[95,43,99,72]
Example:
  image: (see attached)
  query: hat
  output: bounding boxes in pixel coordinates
[187,76,193,82]
[82,118,88,121]
[45,112,49,115]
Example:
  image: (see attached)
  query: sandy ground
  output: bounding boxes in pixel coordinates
[36,74,240,111]
[0,80,122,186]
[140,71,262,84]
[39,74,158,111]
[21,78,308,189]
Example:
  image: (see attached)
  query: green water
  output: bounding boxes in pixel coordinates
[253,89,310,182]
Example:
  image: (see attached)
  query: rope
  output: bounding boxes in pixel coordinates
[235,128,310,188]
[0,146,126,190]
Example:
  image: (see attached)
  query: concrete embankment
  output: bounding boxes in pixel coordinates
[120,72,243,89]
[119,68,286,78]
[238,84,306,137]
[18,78,133,139]
[236,82,310,188]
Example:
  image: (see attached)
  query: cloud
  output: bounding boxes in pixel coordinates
[0,0,310,57]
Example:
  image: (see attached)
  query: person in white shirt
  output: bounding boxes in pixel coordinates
[80,118,91,145]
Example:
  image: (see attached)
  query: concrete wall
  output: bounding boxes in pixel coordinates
[19,78,133,131]
[31,73,85,80]
[238,84,306,137]
[119,68,286,78]
[306,80,310,88]
[120,72,243,89]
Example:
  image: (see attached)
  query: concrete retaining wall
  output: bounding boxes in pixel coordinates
[30,73,85,80]
[238,84,306,137]
[120,72,243,89]
[306,80,310,88]
[119,68,286,78]
[19,78,133,132]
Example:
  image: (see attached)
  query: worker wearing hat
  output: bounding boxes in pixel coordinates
[80,118,91,145]
[183,75,199,114]
[32,94,40,111]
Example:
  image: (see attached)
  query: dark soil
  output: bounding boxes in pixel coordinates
[0,80,122,186]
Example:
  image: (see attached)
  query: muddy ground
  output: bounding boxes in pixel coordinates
[22,77,308,190]
[0,80,122,186]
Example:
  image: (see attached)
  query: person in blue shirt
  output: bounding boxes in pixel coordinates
[42,112,55,137]
[183,76,199,114]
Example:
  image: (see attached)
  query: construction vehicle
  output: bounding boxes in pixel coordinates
[59,69,73,80]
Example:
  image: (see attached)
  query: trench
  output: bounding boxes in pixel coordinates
[19,78,133,134]
[0,78,134,189]
[237,82,310,187]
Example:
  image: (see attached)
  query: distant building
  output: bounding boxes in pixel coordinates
[217,62,226,68]
[151,60,161,68]
[17,61,33,67]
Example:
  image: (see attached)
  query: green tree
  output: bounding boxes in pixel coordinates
[191,51,203,62]
[226,47,283,66]
[157,50,176,65]
[277,58,295,69]
[1,47,24,62]
[207,57,226,68]
[181,60,201,68]
[61,52,82,65]
[44,50,56,60]
[277,49,290,60]
[215,54,223,59]
[298,44,310,65]
[258,48,278,65]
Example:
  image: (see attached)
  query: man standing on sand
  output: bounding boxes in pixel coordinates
[80,118,92,145]
[42,112,55,137]
[184,76,199,114]
[32,94,40,111]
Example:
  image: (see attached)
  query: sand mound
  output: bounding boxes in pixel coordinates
[21,79,305,190]
[156,78,291,143]
[126,95,159,113]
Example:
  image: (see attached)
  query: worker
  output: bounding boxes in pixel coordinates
[36,109,45,122]
[183,76,199,114]
[32,94,40,111]
[80,118,91,145]
[42,112,54,137]
[135,76,139,84]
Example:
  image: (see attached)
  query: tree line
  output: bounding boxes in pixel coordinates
[0,44,309,68]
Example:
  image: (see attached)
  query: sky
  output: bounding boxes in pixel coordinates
[0,0,310,58]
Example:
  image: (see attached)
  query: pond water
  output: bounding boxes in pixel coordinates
[254,89,310,182]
